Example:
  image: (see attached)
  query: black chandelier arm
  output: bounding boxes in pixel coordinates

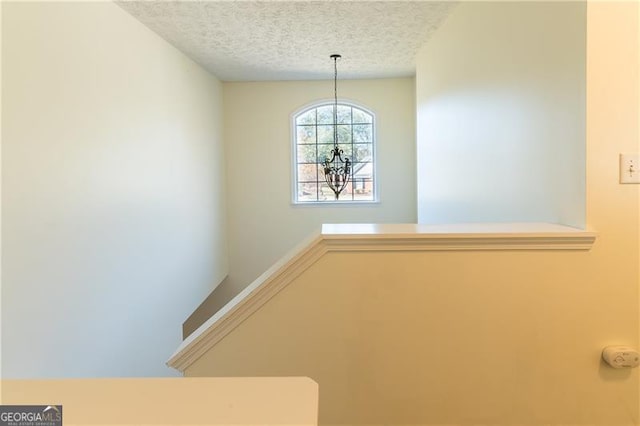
[324,149,336,164]
[323,171,351,200]
[323,147,351,200]
[323,147,351,168]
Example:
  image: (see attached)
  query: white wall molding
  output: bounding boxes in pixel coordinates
[321,223,597,252]
[168,222,596,372]
[168,234,327,372]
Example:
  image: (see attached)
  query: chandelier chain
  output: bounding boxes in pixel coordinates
[333,55,338,148]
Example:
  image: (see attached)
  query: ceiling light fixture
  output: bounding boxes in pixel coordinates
[322,54,351,200]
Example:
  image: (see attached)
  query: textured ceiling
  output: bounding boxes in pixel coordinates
[116,1,458,81]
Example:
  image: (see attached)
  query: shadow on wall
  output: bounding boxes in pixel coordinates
[183,276,244,338]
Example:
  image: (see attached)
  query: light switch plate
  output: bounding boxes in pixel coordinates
[620,154,640,184]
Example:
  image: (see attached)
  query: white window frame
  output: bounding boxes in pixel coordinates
[291,100,378,205]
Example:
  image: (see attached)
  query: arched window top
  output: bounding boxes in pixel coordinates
[292,102,377,204]
[295,102,374,126]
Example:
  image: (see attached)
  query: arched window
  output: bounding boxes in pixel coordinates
[293,102,376,203]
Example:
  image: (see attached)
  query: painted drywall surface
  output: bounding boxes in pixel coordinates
[2,2,227,377]
[222,79,416,295]
[188,249,637,425]
[0,0,4,385]
[587,3,640,420]
[1,377,318,425]
[185,2,639,425]
[416,2,586,228]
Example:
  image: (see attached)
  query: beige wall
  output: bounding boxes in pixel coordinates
[222,79,416,296]
[186,2,639,425]
[1,377,318,425]
[2,2,227,377]
[416,2,586,228]
[0,0,4,383]
[188,249,638,425]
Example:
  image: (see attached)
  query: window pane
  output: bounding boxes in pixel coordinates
[353,124,372,143]
[353,162,373,179]
[353,144,372,162]
[318,179,374,201]
[318,182,335,201]
[352,108,373,124]
[317,125,334,144]
[337,106,351,124]
[298,182,318,201]
[319,182,352,201]
[317,144,334,163]
[317,105,334,124]
[296,110,316,125]
[341,181,354,197]
[297,164,320,182]
[353,178,374,200]
[297,125,316,144]
[339,144,353,159]
[321,181,363,199]
[337,125,351,144]
[297,144,317,163]
[319,125,352,144]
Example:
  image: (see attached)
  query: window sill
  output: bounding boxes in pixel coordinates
[292,199,380,207]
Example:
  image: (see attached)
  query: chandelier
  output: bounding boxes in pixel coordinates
[322,54,351,200]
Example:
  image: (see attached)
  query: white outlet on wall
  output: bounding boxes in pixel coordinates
[620,154,640,184]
